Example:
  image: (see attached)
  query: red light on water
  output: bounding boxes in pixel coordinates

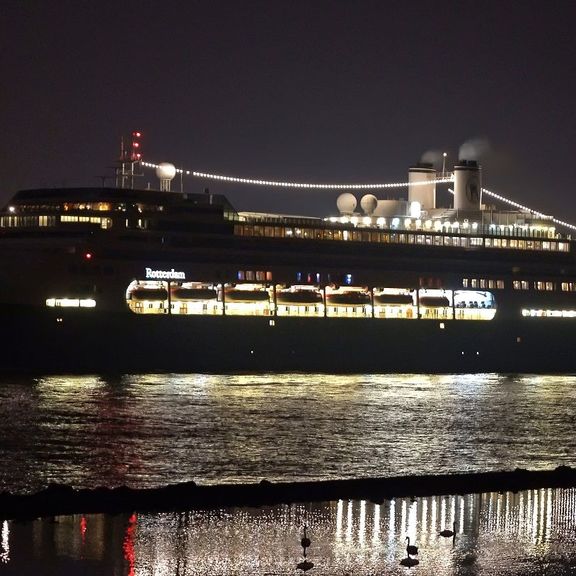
[80,515,87,546]
[123,513,137,576]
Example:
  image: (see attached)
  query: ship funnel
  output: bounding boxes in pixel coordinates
[156,162,177,191]
[453,160,481,211]
[408,163,436,210]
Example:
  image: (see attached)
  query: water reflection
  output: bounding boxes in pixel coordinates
[3,373,576,494]
[3,487,576,575]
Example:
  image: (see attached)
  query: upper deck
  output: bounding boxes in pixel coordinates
[0,186,571,256]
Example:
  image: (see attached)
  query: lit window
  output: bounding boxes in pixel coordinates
[46,298,96,308]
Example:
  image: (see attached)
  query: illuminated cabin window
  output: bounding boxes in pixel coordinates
[237,270,272,282]
[522,309,576,318]
[1,215,57,227]
[63,202,113,212]
[561,282,576,292]
[534,281,555,291]
[46,298,96,308]
[513,280,530,290]
[463,278,505,290]
[373,288,416,319]
[234,222,570,253]
[60,215,111,229]
[276,285,324,317]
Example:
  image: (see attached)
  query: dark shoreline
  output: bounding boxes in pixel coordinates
[2,466,576,521]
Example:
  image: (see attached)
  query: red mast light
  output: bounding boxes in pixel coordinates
[130,131,143,161]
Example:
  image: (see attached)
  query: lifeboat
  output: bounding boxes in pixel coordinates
[171,287,217,301]
[326,290,371,306]
[374,293,414,305]
[225,289,270,303]
[130,287,168,301]
[276,288,323,305]
[419,296,451,307]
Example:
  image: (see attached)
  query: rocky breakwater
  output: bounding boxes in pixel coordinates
[2,466,576,521]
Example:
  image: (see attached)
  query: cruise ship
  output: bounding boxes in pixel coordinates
[1,148,575,374]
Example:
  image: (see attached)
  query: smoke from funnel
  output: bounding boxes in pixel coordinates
[459,138,491,161]
[420,149,443,166]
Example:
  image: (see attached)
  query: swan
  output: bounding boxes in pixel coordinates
[405,536,418,556]
[296,559,314,572]
[439,521,457,538]
[301,524,311,549]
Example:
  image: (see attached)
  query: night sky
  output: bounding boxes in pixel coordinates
[1,1,576,219]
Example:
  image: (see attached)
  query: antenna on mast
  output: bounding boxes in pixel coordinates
[116,131,144,189]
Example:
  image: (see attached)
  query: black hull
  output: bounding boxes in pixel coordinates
[3,306,575,375]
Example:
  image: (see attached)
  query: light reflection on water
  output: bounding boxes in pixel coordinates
[2,373,576,493]
[3,488,576,575]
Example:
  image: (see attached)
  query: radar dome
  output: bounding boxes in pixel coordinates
[360,194,378,215]
[156,162,177,180]
[336,192,357,215]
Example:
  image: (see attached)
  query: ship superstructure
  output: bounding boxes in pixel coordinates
[1,153,575,373]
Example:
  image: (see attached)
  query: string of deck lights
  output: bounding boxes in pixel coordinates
[481,187,576,232]
[140,161,576,231]
[141,162,452,189]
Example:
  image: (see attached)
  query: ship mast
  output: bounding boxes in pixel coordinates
[116,131,143,189]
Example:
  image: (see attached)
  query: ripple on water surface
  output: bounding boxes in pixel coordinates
[1,373,576,493]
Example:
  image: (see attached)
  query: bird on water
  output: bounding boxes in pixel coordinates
[399,536,420,568]
[440,521,457,538]
[296,524,314,572]
[405,536,418,556]
[400,556,420,567]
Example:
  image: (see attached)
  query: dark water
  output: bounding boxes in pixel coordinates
[3,488,576,575]
[3,372,576,574]
[2,373,576,494]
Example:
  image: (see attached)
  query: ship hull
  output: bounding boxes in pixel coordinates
[2,305,574,375]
